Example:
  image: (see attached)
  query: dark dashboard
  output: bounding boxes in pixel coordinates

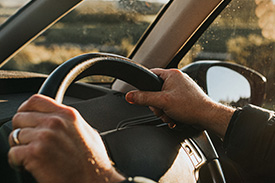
[0,70,159,132]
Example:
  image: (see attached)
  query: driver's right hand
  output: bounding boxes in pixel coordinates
[125,68,235,139]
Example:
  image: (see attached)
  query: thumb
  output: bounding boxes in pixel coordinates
[125,90,164,108]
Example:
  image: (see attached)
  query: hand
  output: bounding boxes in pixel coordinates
[125,68,235,138]
[8,94,125,183]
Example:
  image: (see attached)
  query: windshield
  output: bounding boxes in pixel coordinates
[0,0,30,26]
[2,0,169,79]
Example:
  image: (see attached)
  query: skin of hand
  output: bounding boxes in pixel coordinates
[8,94,125,183]
[125,68,235,139]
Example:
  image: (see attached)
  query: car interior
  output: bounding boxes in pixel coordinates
[0,0,274,182]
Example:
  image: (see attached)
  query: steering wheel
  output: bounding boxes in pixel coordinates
[38,53,225,182]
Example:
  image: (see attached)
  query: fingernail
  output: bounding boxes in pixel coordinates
[126,92,134,104]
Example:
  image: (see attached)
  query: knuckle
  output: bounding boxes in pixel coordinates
[25,144,43,170]
[8,148,15,161]
[169,69,182,75]
[27,94,41,105]
[36,129,55,143]
[12,113,18,122]
[12,113,23,124]
[8,147,23,167]
[61,106,79,121]
[46,116,66,130]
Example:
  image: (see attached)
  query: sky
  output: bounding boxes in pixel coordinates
[207,66,251,103]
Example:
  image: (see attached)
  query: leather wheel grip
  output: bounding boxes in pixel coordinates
[38,53,163,103]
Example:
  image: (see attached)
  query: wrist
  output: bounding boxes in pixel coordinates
[203,101,235,139]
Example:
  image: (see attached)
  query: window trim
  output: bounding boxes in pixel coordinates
[166,0,231,68]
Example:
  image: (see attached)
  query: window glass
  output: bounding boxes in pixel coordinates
[180,0,275,110]
[3,0,169,81]
[0,0,30,26]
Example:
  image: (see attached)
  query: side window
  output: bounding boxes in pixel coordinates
[0,1,30,26]
[180,0,275,110]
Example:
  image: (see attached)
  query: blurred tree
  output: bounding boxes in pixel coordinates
[118,0,162,14]
[215,0,258,28]
[255,0,275,40]
[225,0,275,109]
[227,34,275,108]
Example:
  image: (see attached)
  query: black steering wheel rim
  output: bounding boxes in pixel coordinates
[37,52,225,182]
[38,53,163,103]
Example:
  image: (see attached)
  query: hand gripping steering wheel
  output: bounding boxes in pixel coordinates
[38,53,225,182]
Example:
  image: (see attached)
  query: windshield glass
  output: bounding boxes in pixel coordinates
[0,0,30,26]
[180,0,275,110]
[2,0,169,80]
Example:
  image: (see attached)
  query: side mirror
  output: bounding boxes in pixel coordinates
[207,66,251,107]
[180,61,266,107]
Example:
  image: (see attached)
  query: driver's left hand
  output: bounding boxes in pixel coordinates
[8,94,125,183]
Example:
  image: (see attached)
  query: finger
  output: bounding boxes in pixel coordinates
[157,114,176,129]
[151,68,183,80]
[159,114,172,124]
[168,121,177,129]
[9,129,20,147]
[148,106,174,126]
[8,145,29,169]
[9,128,36,147]
[125,90,165,109]
[148,106,164,117]
[150,68,165,75]
[150,68,170,79]
[18,94,63,113]
[12,112,53,129]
